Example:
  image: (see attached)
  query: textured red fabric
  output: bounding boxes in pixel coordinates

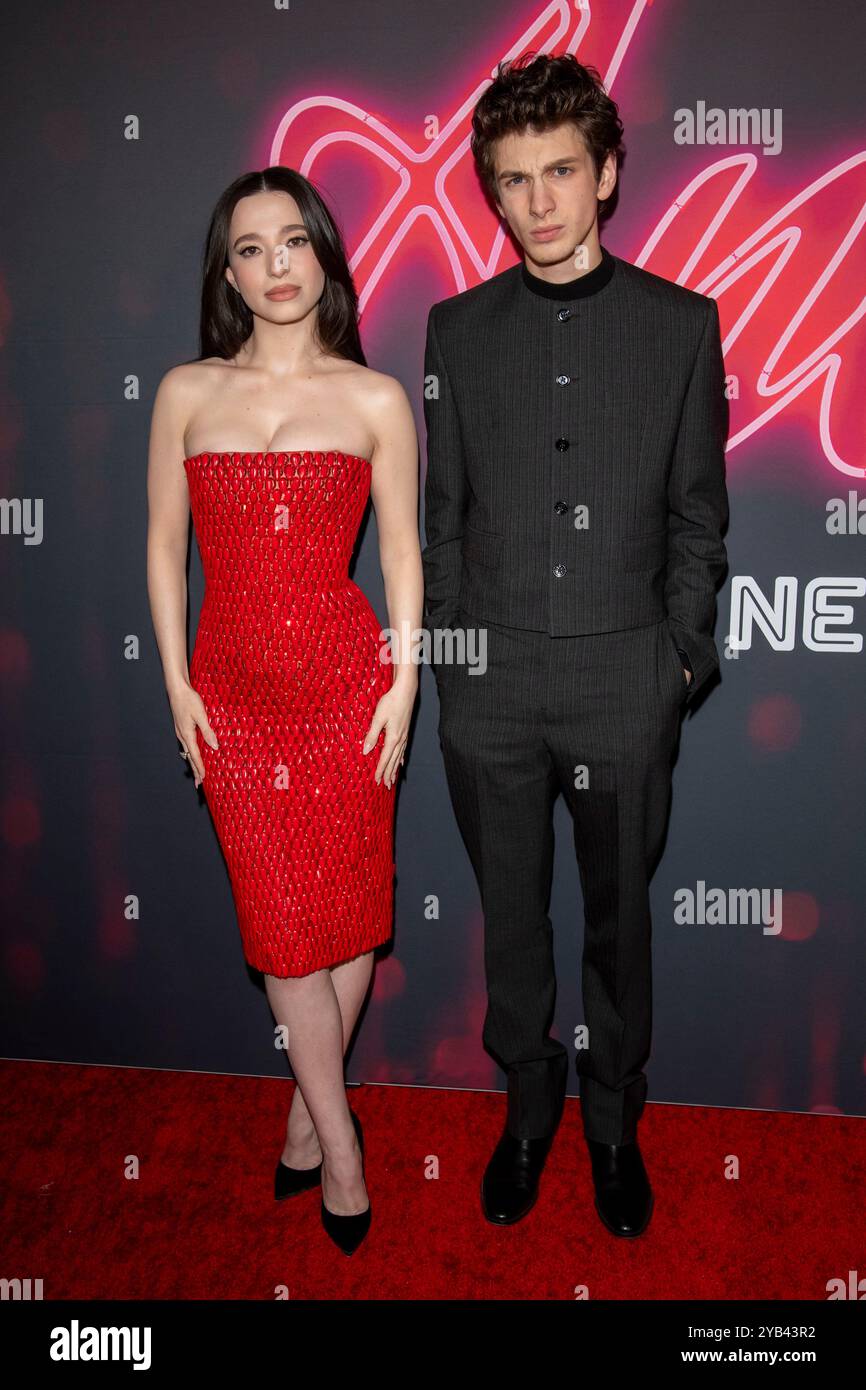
[3,1060,863,1300]
[182,450,396,977]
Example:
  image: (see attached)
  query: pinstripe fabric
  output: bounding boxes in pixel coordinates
[438,606,684,1144]
[422,249,730,707]
[422,249,729,1145]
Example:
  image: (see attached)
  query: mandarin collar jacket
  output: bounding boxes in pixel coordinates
[421,247,730,708]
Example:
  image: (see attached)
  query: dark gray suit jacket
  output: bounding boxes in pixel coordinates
[421,248,730,708]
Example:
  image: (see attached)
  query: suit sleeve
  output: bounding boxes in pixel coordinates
[421,303,467,656]
[665,296,730,707]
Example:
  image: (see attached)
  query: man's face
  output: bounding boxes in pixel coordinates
[492,122,616,271]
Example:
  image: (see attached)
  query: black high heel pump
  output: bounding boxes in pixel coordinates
[320,1111,370,1255]
[274,1109,362,1201]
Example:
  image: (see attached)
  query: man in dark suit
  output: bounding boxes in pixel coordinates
[422,52,729,1236]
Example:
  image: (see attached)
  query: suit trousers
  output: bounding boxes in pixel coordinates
[436,606,688,1146]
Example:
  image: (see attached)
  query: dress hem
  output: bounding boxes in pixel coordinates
[244,926,394,980]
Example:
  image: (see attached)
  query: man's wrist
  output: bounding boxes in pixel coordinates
[675,647,693,682]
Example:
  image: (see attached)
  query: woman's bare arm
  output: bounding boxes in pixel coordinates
[363,373,423,788]
[146,367,217,787]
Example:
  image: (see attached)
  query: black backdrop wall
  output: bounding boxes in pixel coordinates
[2,0,864,1120]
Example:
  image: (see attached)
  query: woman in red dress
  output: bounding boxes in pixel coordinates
[146,168,422,1254]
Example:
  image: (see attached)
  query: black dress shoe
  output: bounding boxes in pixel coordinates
[274,1108,362,1201]
[320,1111,370,1255]
[481,1127,556,1224]
[586,1137,653,1236]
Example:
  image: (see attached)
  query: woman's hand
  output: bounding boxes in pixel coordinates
[169,681,218,789]
[362,681,415,788]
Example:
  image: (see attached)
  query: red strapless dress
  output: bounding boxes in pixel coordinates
[182,449,396,977]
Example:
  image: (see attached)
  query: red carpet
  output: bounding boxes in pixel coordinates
[2,1060,862,1300]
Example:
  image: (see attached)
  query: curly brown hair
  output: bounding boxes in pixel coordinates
[470,51,625,215]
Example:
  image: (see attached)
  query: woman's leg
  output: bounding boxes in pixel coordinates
[275,951,375,1165]
[265,950,374,1212]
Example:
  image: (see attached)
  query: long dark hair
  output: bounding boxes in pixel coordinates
[197,167,366,364]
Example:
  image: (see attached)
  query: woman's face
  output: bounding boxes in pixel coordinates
[223,189,326,322]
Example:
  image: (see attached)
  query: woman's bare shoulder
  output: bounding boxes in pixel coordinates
[341,360,411,411]
[339,362,416,460]
[157,357,230,401]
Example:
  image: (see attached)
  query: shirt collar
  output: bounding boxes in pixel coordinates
[520,244,616,300]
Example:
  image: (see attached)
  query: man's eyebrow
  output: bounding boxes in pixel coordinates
[497,156,582,179]
[232,223,307,248]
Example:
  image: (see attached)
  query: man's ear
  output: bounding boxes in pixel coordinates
[598,152,617,203]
